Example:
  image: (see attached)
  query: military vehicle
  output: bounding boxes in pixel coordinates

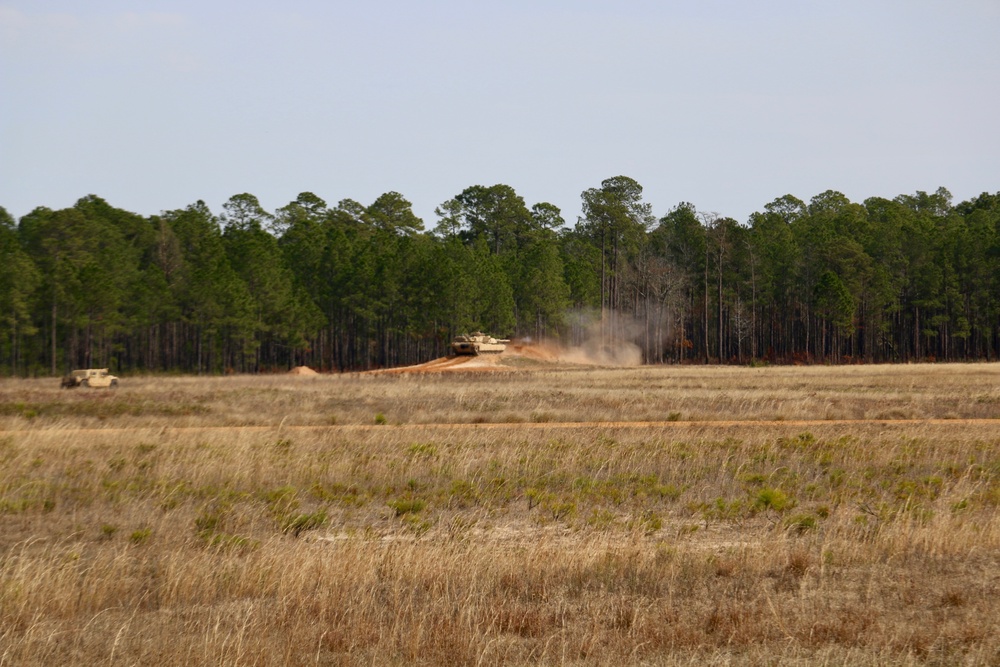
[450,332,510,356]
[60,368,119,389]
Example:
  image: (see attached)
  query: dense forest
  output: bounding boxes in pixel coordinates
[2,177,999,375]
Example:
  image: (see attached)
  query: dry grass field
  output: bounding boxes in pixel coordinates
[2,361,1000,665]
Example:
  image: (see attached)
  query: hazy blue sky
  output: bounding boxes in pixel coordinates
[2,1,998,227]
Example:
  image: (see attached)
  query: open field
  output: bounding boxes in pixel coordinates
[2,363,1000,665]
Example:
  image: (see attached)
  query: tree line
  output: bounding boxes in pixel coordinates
[2,178,999,375]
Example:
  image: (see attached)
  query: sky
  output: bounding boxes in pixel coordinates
[1,1,998,228]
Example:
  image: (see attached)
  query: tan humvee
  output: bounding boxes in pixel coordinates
[60,368,119,389]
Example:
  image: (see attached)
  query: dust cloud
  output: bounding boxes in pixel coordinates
[514,309,650,367]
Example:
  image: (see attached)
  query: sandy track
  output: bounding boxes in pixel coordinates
[365,354,507,374]
[363,343,573,373]
[2,418,998,436]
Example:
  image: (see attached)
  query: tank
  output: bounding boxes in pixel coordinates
[450,332,510,356]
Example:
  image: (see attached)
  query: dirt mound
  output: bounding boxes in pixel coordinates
[367,340,640,375]
[288,366,319,375]
[364,337,647,375]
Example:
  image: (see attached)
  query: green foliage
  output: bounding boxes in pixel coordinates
[388,498,426,516]
[695,497,744,524]
[407,442,437,457]
[636,510,662,533]
[205,532,260,553]
[586,508,617,530]
[2,182,1000,373]
[129,528,152,545]
[281,510,328,537]
[785,513,818,533]
[540,495,576,521]
[195,503,229,536]
[755,488,794,513]
[448,479,478,507]
[262,485,299,514]
[402,514,434,535]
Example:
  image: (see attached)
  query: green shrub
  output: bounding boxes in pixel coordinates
[282,510,328,537]
[755,488,793,513]
[785,513,817,533]
[389,498,426,516]
[129,528,152,545]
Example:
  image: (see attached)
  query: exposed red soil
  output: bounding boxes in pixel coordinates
[367,353,509,374]
[365,342,580,375]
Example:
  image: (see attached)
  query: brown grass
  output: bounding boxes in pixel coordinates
[1,363,999,664]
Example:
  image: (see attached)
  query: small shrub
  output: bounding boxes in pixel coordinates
[407,442,437,457]
[129,528,152,545]
[755,488,793,513]
[403,514,434,535]
[389,498,426,516]
[547,498,575,521]
[785,513,817,533]
[741,473,768,486]
[160,496,180,511]
[374,413,387,425]
[654,484,683,501]
[195,503,231,536]
[696,497,744,524]
[448,479,478,507]
[525,487,546,510]
[587,508,616,530]
[637,510,662,533]
[282,510,328,537]
[263,486,299,515]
